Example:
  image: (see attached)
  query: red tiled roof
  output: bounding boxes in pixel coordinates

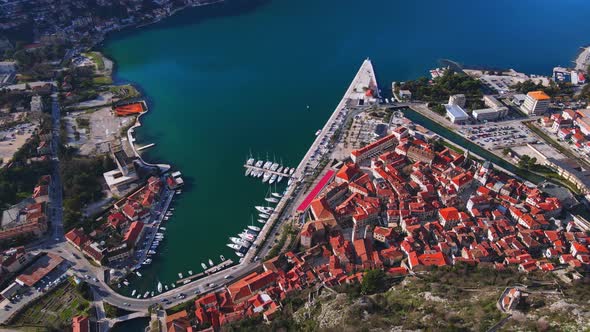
[72,316,89,332]
[65,228,88,248]
[16,253,64,287]
[123,221,144,245]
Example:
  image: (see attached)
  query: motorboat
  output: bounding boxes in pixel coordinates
[248,225,261,232]
[178,273,183,279]
[136,271,142,277]
[157,281,163,293]
[220,255,226,261]
[239,232,255,241]
[255,206,269,213]
[235,252,244,257]
[265,197,279,204]
[227,243,241,250]
[188,270,193,275]
[271,192,282,198]
[131,290,136,296]
[259,213,270,219]
[208,259,214,266]
[201,263,207,270]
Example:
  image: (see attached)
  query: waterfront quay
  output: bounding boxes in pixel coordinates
[244,59,380,261]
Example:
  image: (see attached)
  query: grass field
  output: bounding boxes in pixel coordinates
[109,84,141,100]
[8,279,91,331]
[92,76,113,86]
[84,52,105,71]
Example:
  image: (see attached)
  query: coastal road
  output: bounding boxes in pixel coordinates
[50,92,65,244]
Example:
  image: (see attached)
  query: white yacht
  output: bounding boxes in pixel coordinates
[201,263,207,270]
[157,281,163,293]
[208,259,214,266]
[246,158,255,166]
[248,225,261,232]
[277,166,284,174]
[262,172,272,183]
[265,197,279,204]
[239,232,255,241]
[271,192,282,198]
[289,168,295,175]
[259,213,270,219]
[270,163,279,171]
[255,206,269,213]
[258,219,266,224]
[178,272,183,279]
[235,252,244,257]
[220,255,226,261]
[136,271,142,277]
[165,285,169,291]
[230,237,251,247]
[255,160,263,168]
[131,290,136,296]
[269,174,277,184]
[227,243,241,250]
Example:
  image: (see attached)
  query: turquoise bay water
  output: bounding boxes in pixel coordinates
[102,0,590,300]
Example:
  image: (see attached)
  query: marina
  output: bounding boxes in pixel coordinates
[243,160,295,184]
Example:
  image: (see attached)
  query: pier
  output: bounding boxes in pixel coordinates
[136,143,155,151]
[175,259,234,284]
[243,164,293,178]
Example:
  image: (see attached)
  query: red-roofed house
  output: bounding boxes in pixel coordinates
[438,207,460,229]
[72,316,89,332]
[123,221,144,247]
[65,228,89,251]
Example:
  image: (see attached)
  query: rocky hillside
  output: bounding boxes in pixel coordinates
[222,266,590,331]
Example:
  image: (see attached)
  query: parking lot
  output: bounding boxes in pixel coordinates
[0,122,37,164]
[464,122,537,151]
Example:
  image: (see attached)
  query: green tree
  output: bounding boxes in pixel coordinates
[361,269,386,295]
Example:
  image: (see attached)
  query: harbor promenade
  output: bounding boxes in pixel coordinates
[245,59,380,261]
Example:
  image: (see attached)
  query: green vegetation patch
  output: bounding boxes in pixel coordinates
[92,76,113,86]
[83,52,105,71]
[8,279,91,331]
[109,84,141,100]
